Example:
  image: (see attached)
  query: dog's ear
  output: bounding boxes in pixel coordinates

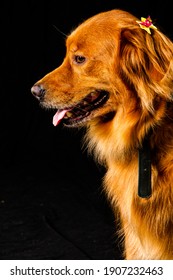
[119,27,173,111]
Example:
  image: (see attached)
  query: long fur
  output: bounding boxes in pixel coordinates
[32,10,173,259]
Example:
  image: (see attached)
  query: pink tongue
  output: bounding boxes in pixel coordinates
[53,109,68,126]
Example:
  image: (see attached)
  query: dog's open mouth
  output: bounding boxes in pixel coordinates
[53,90,109,127]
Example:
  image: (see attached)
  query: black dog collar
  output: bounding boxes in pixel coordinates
[138,135,152,198]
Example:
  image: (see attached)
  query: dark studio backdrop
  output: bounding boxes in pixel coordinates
[0,0,172,260]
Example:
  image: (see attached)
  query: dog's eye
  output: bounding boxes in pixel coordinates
[73,55,86,65]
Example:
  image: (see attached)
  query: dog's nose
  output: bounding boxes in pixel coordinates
[31,84,45,100]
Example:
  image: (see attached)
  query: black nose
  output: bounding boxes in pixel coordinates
[31,84,45,100]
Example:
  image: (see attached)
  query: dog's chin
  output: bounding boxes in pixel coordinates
[51,90,110,127]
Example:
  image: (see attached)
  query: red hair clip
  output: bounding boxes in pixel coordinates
[136,16,157,34]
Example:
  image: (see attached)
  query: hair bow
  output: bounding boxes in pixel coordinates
[136,16,157,34]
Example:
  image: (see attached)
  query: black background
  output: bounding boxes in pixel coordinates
[0,0,172,259]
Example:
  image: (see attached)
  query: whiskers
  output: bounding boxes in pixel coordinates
[52,25,67,38]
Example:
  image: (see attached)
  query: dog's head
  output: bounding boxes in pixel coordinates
[31,10,173,139]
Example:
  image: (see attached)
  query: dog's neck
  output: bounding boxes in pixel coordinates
[86,98,173,199]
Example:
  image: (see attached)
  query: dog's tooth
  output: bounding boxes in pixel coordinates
[90,92,97,96]
[66,111,73,117]
[90,91,100,101]
[83,101,89,105]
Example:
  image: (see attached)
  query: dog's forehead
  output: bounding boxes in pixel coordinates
[65,10,137,54]
[67,29,103,52]
[67,19,118,53]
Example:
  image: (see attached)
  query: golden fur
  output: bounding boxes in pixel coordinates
[31,10,173,259]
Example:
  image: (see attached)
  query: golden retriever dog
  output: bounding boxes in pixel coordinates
[31,9,173,259]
